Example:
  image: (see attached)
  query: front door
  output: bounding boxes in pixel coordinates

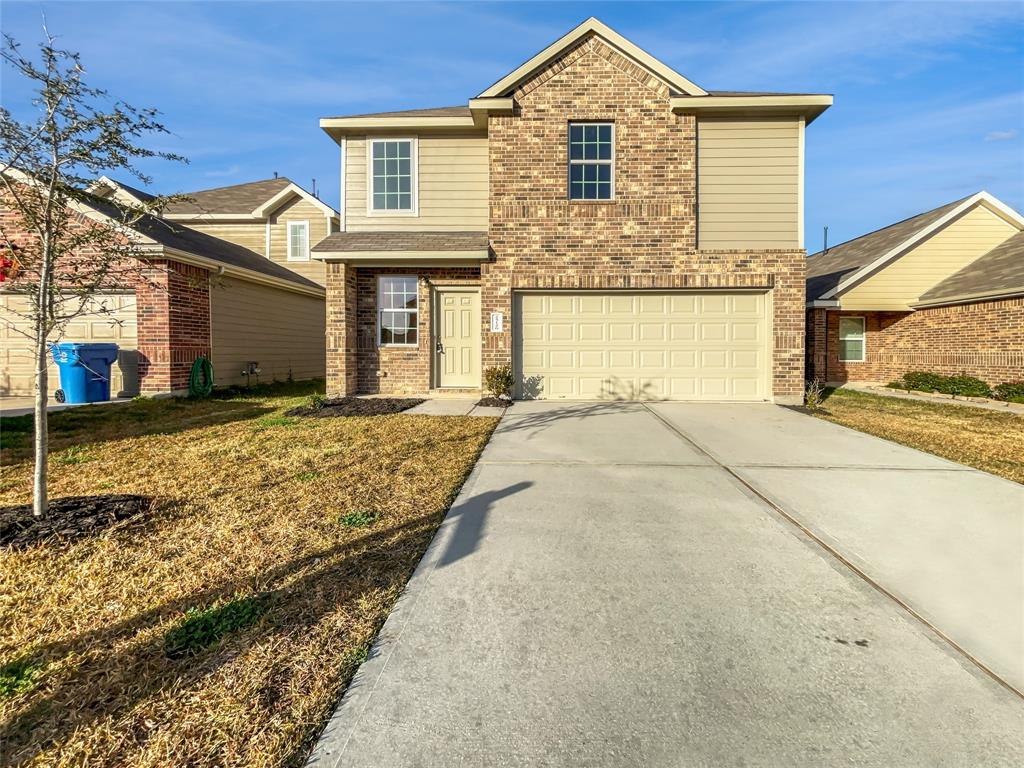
[435,288,481,388]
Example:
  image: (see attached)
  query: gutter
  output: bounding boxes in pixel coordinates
[911,287,1024,309]
[148,245,326,298]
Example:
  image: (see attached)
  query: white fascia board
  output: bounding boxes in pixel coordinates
[823,191,1024,299]
[253,182,338,218]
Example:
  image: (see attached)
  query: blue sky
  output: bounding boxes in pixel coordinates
[2,1,1022,249]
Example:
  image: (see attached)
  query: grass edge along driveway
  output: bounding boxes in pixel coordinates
[811,387,1024,484]
[0,381,498,767]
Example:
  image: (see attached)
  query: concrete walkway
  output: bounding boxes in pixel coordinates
[310,402,1024,768]
[0,395,132,418]
[405,398,507,417]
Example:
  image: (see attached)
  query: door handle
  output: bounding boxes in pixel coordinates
[435,339,445,354]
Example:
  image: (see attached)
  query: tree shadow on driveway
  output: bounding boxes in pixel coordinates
[435,481,532,568]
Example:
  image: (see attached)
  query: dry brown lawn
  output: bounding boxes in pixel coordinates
[814,388,1024,484]
[0,382,497,767]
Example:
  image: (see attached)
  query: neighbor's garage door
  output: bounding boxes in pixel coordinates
[0,292,139,397]
[514,291,769,401]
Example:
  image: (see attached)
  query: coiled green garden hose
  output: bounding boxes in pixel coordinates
[188,356,214,397]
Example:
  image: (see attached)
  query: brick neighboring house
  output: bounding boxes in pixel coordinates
[314,18,832,403]
[1,174,330,397]
[806,192,1024,386]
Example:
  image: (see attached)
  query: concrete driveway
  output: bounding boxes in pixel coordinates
[310,402,1024,768]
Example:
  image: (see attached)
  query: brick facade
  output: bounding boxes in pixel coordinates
[325,264,481,396]
[806,299,1024,385]
[483,34,805,400]
[325,33,808,401]
[136,260,212,394]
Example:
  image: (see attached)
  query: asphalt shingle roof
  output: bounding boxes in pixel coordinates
[164,177,295,216]
[312,231,489,253]
[323,106,472,120]
[805,196,971,300]
[917,230,1024,305]
[82,196,322,291]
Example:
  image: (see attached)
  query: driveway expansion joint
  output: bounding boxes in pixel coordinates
[638,402,1024,701]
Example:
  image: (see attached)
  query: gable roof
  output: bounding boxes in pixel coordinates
[805,197,969,301]
[478,17,707,98]
[81,196,323,293]
[163,177,293,216]
[806,192,1024,301]
[915,230,1024,307]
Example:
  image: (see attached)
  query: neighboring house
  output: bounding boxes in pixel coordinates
[153,177,339,287]
[0,174,328,397]
[806,192,1024,386]
[314,17,832,403]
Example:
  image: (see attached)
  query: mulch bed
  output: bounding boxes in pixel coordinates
[286,397,425,418]
[0,494,153,549]
[476,397,512,408]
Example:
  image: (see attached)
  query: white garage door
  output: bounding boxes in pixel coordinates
[0,292,139,397]
[514,291,769,401]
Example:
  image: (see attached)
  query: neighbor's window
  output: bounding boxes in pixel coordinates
[370,139,415,213]
[378,275,418,346]
[568,122,614,200]
[839,317,866,362]
[287,221,309,261]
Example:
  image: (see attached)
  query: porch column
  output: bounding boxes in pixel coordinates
[325,261,358,397]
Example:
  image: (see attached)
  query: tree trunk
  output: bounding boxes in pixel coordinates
[32,317,49,518]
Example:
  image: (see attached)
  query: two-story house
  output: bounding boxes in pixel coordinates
[313,18,831,403]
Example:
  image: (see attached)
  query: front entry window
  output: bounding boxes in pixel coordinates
[378,275,418,346]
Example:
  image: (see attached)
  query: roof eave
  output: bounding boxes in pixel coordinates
[911,287,1024,309]
[671,94,833,124]
[319,115,479,140]
[312,250,489,265]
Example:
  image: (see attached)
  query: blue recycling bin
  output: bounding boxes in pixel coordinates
[50,342,120,404]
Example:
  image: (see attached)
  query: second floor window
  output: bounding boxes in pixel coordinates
[568,123,613,200]
[370,138,415,213]
[287,221,309,261]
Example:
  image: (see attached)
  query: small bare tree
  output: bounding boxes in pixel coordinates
[0,27,187,517]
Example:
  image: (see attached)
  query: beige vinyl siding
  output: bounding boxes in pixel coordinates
[697,117,800,250]
[210,277,325,386]
[0,292,138,397]
[345,133,488,231]
[842,205,1019,311]
[182,222,267,254]
[267,197,332,285]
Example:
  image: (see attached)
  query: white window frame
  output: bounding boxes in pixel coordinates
[377,274,419,348]
[366,137,418,217]
[286,220,310,262]
[567,122,615,201]
[838,316,866,362]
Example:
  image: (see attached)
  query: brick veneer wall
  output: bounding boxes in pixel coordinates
[325,264,481,396]
[137,260,212,393]
[1,189,213,395]
[811,299,1024,385]
[482,33,807,400]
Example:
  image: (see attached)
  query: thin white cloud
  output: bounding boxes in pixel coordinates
[203,164,241,179]
[985,129,1019,142]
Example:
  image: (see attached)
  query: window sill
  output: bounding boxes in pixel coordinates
[378,344,419,349]
[568,199,617,205]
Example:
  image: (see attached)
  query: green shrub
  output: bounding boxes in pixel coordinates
[165,595,270,659]
[892,371,991,398]
[804,380,826,411]
[993,381,1024,403]
[483,364,514,399]
[0,657,45,699]
[307,392,326,410]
